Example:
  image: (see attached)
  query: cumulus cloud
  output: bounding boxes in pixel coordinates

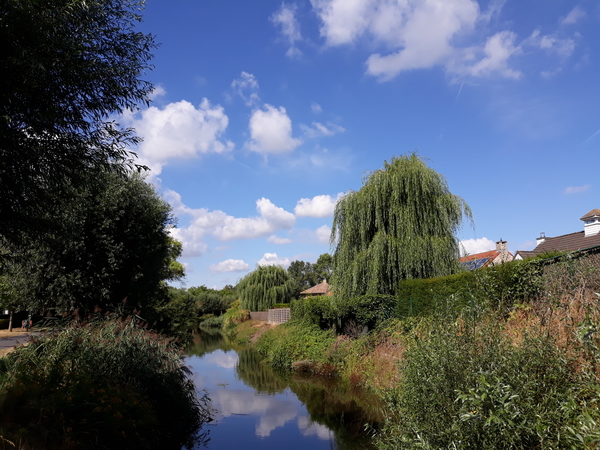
[300,121,345,138]
[295,193,343,217]
[460,237,495,256]
[561,6,585,25]
[315,225,331,244]
[231,72,260,106]
[565,184,590,194]
[164,190,296,257]
[247,104,302,155]
[311,0,530,81]
[210,259,250,273]
[123,99,233,175]
[271,3,303,58]
[268,235,293,244]
[257,252,293,268]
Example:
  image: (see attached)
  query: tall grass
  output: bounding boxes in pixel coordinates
[375,289,600,449]
[0,319,210,449]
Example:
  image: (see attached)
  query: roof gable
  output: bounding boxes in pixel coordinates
[300,280,332,295]
[581,209,600,221]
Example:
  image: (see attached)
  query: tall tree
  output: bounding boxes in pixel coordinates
[313,253,333,282]
[4,172,181,316]
[0,0,156,242]
[237,266,295,311]
[331,154,472,297]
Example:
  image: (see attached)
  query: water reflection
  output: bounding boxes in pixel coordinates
[185,329,381,449]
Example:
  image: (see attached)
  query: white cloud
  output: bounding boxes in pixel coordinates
[247,104,302,155]
[311,102,323,113]
[565,184,590,194]
[294,193,343,217]
[561,6,585,25]
[268,235,293,244]
[452,31,522,79]
[297,416,334,440]
[123,99,233,175]
[231,72,260,106]
[164,190,296,257]
[315,225,331,244]
[210,259,250,272]
[526,30,575,58]
[300,121,345,138]
[311,0,528,81]
[460,237,495,256]
[149,85,166,100]
[257,252,293,268]
[271,3,303,58]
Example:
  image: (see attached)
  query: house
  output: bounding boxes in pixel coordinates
[460,239,514,270]
[300,279,333,297]
[515,209,600,260]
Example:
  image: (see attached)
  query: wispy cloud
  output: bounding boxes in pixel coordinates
[583,128,600,145]
[561,6,585,25]
[231,72,260,107]
[271,3,303,58]
[565,185,590,194]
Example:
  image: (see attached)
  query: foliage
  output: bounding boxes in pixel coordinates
[147,287,199,344]
[287,253,333,298]
[0,0,156,243]
[4,171,180,316]
[0,319,210,449]
[237,265,296,311]
[222,300,251,333]
[292,295,395,333]
[331,153,472,297]
[255,321,337,371]
[395,258,545,317]
[375,314,582,450]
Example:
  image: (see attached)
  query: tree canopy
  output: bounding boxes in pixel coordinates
[331,154,472,297]
[0,0,156,242]
[287,253,334,297]
[237,265,295,311]
[4,171,180,316]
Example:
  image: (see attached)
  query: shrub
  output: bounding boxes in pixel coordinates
[292,295,395,333]
[375,314,581,450]
[0,319,210,449]
[255,321,336,372]
[395,258,544,318]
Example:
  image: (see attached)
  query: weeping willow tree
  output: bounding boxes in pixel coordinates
[331,153,472,297]
[237,265,296,311]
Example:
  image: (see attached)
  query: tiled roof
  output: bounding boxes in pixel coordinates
[515,250,538,259]
[300,280,332,295]
[580,209,600,221]
[535,231,600,253]
[460,250,500,263]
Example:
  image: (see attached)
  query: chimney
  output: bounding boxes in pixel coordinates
[496,239,507,253]
[581,209,600,237]
[536,232,546,247]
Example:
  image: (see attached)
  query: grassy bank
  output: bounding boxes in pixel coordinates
[225,283,600,448]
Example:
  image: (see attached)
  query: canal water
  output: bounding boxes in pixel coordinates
[184,329,382,449]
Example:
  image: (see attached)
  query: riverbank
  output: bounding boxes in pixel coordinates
[223,290,600,448]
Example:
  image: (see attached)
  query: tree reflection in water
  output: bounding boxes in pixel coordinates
[187,329,382,449]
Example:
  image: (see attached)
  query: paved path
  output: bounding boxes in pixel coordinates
[0,332,38,352]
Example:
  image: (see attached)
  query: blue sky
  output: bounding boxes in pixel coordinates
[125,0,600,289]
